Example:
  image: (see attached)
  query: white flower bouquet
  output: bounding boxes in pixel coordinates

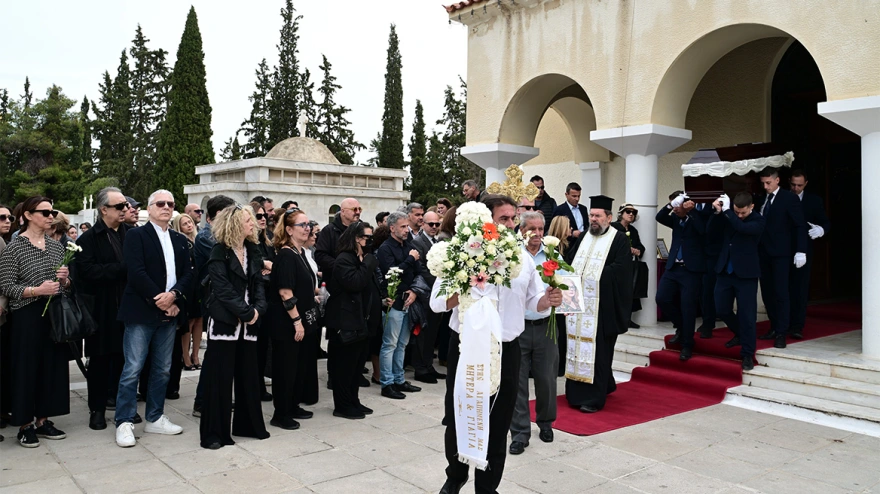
[383,266,404,324]
[42,241,82,316]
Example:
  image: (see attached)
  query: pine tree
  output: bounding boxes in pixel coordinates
[220,134,242,162]
[437,80,482,197]
[407,100,444,205]
[21,77,32,109]
[378,24,404,169]
[93,52,134,191]
[0,88,10,120]
[240,58,272,158]
[268,0,302,145]
[315,55,363,164]
[155,6,215,208]
[80,96,93,174]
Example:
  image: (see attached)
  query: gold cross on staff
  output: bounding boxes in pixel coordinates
[486,165,540,201]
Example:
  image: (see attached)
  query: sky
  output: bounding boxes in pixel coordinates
[0,0,469,164]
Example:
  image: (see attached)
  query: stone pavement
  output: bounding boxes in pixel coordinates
[1,364,879,494]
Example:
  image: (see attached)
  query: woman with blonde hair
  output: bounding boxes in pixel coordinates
[547,216,572,260]
[50,211,73,245]
[199,204,269,449]
[171,214,202,370]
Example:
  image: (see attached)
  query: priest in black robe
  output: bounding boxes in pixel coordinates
[564,195,633,413]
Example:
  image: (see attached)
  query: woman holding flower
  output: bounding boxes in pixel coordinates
[611,203,646,328]
[0,196,71,448]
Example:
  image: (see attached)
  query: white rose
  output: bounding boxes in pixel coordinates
[459,252,468,261]
[455,270,468,282]
[476,254,485,262]
[553,273,564,286]
[444,261,455,269]
[543,235,560,248]
[493,274,503,285]
[466,259,476,268]
[505,250,513,258]
[485,245,497,256]
[450,237,461,246]
[461,226,473,236]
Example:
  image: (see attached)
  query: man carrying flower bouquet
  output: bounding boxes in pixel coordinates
[430,195,563,494]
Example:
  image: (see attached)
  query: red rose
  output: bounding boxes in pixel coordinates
[543,269,554,277]
[542,260,559,273]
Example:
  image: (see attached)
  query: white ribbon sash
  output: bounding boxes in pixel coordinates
[454,294,502,470]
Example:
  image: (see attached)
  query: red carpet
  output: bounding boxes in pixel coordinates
[531,301,861,436]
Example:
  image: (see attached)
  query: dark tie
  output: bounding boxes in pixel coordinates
[764,192,775,216]
[676,218,685,261]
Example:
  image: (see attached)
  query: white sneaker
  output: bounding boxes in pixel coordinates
[116,422,136,447]
[144,415,183,435]
[264,377,272,386]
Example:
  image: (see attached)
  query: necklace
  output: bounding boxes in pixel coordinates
[233,246,245,267]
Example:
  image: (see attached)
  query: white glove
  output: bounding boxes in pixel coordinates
[807,222,825,239]
[720,194,731,212]
[794,252,806,269]
[670,194,687,208]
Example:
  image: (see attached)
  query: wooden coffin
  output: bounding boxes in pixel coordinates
[682,143,792,203]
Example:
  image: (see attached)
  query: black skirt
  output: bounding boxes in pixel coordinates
[9,302,70,426]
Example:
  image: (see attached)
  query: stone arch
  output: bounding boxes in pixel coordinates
[651,23,829,129]
[499,74,609,163]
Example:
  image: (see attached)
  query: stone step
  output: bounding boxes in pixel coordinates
[617,330,667,350]
[727,385,880,425]
[743,366,880,409]
[613,342,654,367]
[756,351,880,386]
[612,360,642,375]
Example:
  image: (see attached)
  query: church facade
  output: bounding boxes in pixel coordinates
[448,0,880,358]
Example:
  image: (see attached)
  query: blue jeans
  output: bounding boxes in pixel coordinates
[115,322,177,426]
[379,308,410,387]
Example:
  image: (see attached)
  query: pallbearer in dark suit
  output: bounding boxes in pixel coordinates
[756,168,808,349]
[708,192,766,370]
[655,192,707,361]
[698,201,723,339]
[788,170,831,339]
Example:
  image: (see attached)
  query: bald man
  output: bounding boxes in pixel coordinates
[411,211,445,383]
[315,197,361,288]
[184,203,203,228]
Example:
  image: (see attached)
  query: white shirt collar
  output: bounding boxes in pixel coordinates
[150,221,170,235]
[797,190,804,200]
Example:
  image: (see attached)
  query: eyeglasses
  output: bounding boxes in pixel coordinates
[0,214,14,222]
[255,213,268,220]
[342,207,363,212]
[623,209,637,215]
[107,202,130,211]
[151,201,175,209]
[425,222,441,228]
[520,205,535,211]
[359,234,373,240]
[31,209,59,218]
[194,209,204,214]
[292,222,312,230]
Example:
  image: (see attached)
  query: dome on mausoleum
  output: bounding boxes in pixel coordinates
[265,137,341,165]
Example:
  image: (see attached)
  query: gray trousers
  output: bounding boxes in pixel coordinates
[510,318,559,443]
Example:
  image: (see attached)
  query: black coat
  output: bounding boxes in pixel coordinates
[553,202,590,243]
[314,215,346,286]
[799,191,831,255]
[410,231,438,286]
[709,209,766,279]
[324,252,380,336]
[656,204,707,273]
[758,188,808,258]
[204,242,267,340]
[118,222,193,326]
[610,221,646,259]
[74,219,132,357]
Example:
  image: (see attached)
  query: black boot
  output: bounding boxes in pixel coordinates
[89,411,107,431]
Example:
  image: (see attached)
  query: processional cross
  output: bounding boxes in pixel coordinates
[486,165,540,201]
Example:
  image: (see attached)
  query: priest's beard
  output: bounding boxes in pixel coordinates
[589,222,609,236]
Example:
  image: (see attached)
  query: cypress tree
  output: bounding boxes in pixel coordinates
[378,24,404,169]
[315,55,362,164]
[80,96,93,173]
[438,80,482,196]
[408,99,444,205]
[21,77,32,110]
[93,52,134,189]
[155,6,214,208]
[240,58,272,158]
[220,134,242,162]
[298,68,318,138]
[130,25,170,200]
[268,0,302,145]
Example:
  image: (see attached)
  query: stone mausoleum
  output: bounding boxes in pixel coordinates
[185,136,410,226]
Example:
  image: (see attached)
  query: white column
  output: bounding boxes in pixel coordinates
[578,161,602,198]
[819,95,880,358]
[460,143,540,189]
[591,124,692,326]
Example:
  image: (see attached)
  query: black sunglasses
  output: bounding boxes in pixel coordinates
[534,185,545,189]
[359,234,374,240]
[520,205,535,211]
[426,222,441,228]
[623,209,637,215]
[0,214,14,222]
[107,202,130,211]
[151,201,175,209]
[255,213,268,220]
[193,209,204,214]
[31,209,59,218]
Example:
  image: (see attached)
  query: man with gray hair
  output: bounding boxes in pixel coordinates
[405,202,424,239]
[462,179,486,202]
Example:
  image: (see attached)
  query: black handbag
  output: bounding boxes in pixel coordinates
[47,288,97,344]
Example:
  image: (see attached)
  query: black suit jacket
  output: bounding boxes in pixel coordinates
[411,231,438,286]
[799,191,831,255]
[758,188,808,258]
[552,202,589,243]
[656,205,707,273]
[118,222,194,325]
[709,209,765,279]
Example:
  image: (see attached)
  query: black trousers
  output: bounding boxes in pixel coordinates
[444,331,520,493]
[789,257,812,333]
[656,266,702,349]
[87,352,123,413]
[759,254,791,334]
[272,338,301,420]
[413,310,440,377]
[199,331,269,448]
[257,327,269,396]
[437,312,451,362]
[9,303,70,426]
[328,333,368,414]
[700,256,718,329]
[1,320,12,417]
[556,314,567,377]
[715,273,759,358]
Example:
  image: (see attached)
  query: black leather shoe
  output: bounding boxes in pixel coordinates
[261,391,274,402]
[742,355,755,371]
[166,391,179,400]
[89,411,107,431]
[414,374,438,384]
[629,320,640,329]
[539,428,554,443]
[758,330,776,340]
[358,375,370,388]
[439,479,467,494]
[669,330,681,344]
[790,331,804,340]
[774,335,787,349]
[699,327,713,339]
[509,440,527,455]
[725,336,741,348]
[397,381,421,393]
[679,347,692,361]
[431,370,447,380]
[579,405,599,413]
[132,413,142,424]
[333,409,366,420]
[205,441,223,450]
[270,417,300,430]
[357,404,374,415]
[371,376,381,385]
[381,386,406,399]
[292,407,313,419]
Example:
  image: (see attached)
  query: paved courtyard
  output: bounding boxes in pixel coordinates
[2,363,879,494]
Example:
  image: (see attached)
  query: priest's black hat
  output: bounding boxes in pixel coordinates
[589,195,614,211]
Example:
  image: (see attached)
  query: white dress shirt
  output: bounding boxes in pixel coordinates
[569,202,584,231]
[151,221,177,292]
[430,254,546,342]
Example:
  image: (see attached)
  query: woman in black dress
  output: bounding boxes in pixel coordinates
[0,196,71,447]
[267,208,319,430]
[200,204,270,449]
[611,203,647,328]
[250,202,275,402]
[325,222,380,419]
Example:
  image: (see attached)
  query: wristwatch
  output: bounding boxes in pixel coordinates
[171,289,182,300]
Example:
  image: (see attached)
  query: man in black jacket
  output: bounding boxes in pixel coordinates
[788,170,831,339]
[410,211,445,384]
[75,187,133,431]
[376,212,422,399]
[315,198,361,284]
[531,175,557,227]
[756,168,808,348]
[552,182,590,244]
[114,189,193,448]
[709,192,766,370]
